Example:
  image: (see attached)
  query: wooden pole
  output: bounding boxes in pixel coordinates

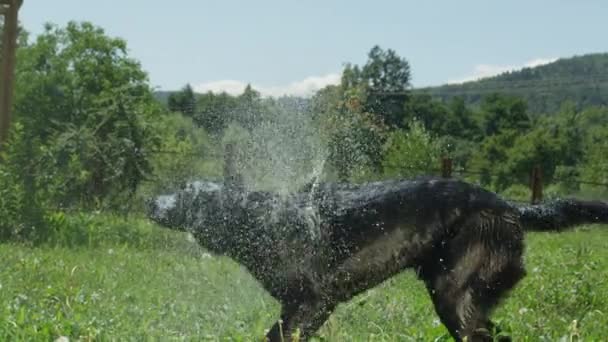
[223,143,243,191]
[0,0,22,150]
[530,165,543,205]
[441,157,453,178]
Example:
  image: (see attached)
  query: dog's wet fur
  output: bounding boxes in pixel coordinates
[148,166,608,341]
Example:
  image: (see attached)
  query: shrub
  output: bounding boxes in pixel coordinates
[382,119,444,178]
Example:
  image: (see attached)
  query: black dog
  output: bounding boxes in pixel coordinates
[148,164,608,341]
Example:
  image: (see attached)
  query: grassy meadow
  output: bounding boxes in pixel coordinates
[0,213,607,341]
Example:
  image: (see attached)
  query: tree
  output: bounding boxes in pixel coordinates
[468,107,585,191]
[479,94,531,136]
[403,93,450,133]
[361,46,411,127]
[311,80,387,181]
[167,84,196,116]
[337,46,411,128]
[235,84,265,129]
[194,91,237,134]
[446,97,480,140]
[382,120,444,178]
[13,22,162,208]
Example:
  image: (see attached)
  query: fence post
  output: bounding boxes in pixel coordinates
[0,0,23,151]
[530,165,543,205]
[223,143,243,192]
[441,157,453,178]
[224,143,237,183]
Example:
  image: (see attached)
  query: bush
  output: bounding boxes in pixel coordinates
[0,124,49,243]
[382,120,444,178]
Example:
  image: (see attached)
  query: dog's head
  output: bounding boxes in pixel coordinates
[147,181,237,252]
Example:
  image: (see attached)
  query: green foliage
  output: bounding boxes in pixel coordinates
[382,120,444,178]
[167,84,195,116]
[1,216,606,340]
[339,46,411,128]
[420,53,608,114]
[361,46,411,127]
[500,184,530,203]
[310,47,417,182]
[137,112,220,205]
[0,124,31,241]
[403,93,450,133]
[479,94,530,136]
[318,109,387,182]
[194,91,239,134]
[191,84,267,135]
[12,21,162,209]
[467,96,587,191]
[580,129,608,197]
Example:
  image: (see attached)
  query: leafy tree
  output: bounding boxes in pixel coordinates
[382,120,444,178]
[446,97,480,140]
[235,84,265,129]
[194,91,238,134]
[580,129,608,195]
[362,46,411,127]
[469,105,585,191]
[467,130,519,189]
[311,82,387,181]
[362,46,411,94]
[479,94,531,136]
[139,112,219,200]
[403,93,450,133]
[193,85,266,134]
[337,46,411,128]
[323,109,387,181]
[167,84,196,116]
[13,22,162,208]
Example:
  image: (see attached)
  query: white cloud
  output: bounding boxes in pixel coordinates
[447,57,558,84]
[194,80,249,96]
[193,73,341,98]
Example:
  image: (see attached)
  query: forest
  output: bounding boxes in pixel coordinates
[1,21,607,340]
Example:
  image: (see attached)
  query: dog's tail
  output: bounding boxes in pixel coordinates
[516,199,608,232]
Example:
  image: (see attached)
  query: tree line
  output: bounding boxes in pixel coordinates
[1,21,607,242]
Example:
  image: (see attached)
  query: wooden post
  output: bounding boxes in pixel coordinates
[441,157,453,178]
[223,143,243,191]
[0,0,22,150]
[223,143,237,183]
[530,165,543,205]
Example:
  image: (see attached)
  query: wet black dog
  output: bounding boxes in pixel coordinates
[148,169,608,341]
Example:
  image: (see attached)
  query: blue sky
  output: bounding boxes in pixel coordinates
[20,0,608,96]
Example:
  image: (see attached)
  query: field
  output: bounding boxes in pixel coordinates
[1,214,607,341]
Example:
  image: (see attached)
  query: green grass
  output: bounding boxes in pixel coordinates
[1,214,607,341]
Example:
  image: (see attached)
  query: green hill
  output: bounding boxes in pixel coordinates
[417,53,608,114]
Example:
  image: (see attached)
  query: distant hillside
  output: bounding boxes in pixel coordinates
[417,53,608,114]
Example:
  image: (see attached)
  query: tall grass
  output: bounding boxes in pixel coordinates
[0,213,606,340]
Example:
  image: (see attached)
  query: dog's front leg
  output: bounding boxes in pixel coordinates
[266,302,299,342]
[266,300,335,341]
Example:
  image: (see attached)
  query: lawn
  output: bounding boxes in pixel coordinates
[1,214,607,341]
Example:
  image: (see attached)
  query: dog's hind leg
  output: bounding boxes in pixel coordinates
[422,260,524,341]
[420,213,526,341]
